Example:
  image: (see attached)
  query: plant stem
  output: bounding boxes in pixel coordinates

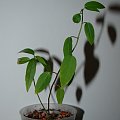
[33,56,46,110]
[48,69,60,113]
[52,71,58,75]
[47,9,84,113]
[71,36,78,39]
[33,79,46,110]
[72,9,84,52]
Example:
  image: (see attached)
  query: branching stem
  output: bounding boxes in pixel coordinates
[71,36,78,39]
[47,8,84,114]
[48,69,60,113]
[72,9,84,52]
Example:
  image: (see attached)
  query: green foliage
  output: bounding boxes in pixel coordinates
[63,37,72,57]
[60,55,76,87]
[19,48,34,55]
[35,56,47,67]
[72,13,81,23]
[35,72,52,94]
[56,88,64,104]
[17,1,105,110]
[84,22,94,45]
[25,58,36,92]
[17,57,30,64]
[85,1,105,12]
[44,59,53,72]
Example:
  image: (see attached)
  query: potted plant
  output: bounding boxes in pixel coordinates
[17,1,105,120]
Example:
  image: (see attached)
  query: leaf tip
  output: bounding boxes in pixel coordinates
[26,87,29,92]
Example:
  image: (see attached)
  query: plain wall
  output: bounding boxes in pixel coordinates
[0,0,120,120]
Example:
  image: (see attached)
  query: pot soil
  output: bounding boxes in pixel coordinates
[20,103,77,120]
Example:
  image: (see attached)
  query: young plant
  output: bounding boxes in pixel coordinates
[17,0,105,114]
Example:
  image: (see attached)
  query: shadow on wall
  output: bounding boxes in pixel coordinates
[34,2,119,104]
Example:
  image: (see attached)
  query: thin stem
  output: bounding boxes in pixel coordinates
[52,71,58,75]
[48,69,60,113]
[47,8,84,113]
[71,36,78,39]
[46,8,85,114]
[48,85,56,103]
[33,79,46,110]
[72,9,84,52]
[33,56,46,110]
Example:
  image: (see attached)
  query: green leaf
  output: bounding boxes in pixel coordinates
[72,13,81,23]
[60,55,76,87]
[56,88,64,104]
[84,22,94,45]
[25,58,36,92]
[36,56,47,67]
[17,57,30,64]
[63,37,72,57]
[85,7,100,12]
[35,72,52,94]
[85,1,105,12]
[44,58,53,72]
[19,48,34,55]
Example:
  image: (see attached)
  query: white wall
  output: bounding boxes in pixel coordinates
[0,0,120,120]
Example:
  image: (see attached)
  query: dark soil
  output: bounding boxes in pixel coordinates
[25,109,72,120]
